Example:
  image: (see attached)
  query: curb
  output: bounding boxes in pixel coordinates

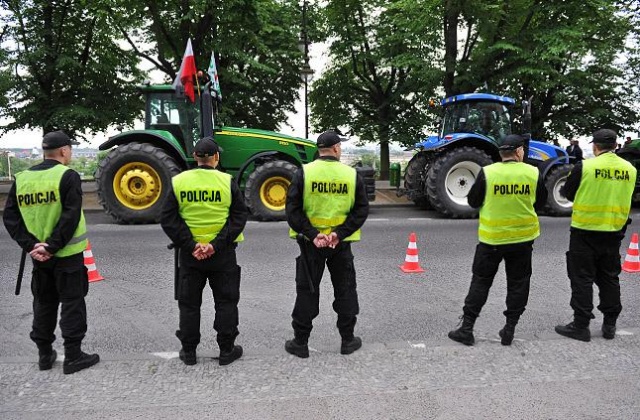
[0,189,412,217]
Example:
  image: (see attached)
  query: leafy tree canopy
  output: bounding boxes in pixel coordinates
[0,0,144,140]
[311,0,442,178]
[113,0,309,131]
[314,0,640,160]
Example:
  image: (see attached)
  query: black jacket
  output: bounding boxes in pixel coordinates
[3,159,83,255]
[160,165,249,254]
[286,156,369,241]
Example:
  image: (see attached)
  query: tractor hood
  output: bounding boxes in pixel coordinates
[414,132,497,149]
[217,126,317,148]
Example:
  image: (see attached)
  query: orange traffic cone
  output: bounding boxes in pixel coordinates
[622,233,640,273]
[83,241,104,282]
[400,232,425,273]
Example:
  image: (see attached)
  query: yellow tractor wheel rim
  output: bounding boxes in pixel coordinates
[113,162,162,210]
[259,176,290,211]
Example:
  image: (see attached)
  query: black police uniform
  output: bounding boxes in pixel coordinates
[160,156,248,364]
[3,131,99,374]
[558,155,632,338]
[464,165,547,320]
[449,135,548,346]
[286,154,369,352]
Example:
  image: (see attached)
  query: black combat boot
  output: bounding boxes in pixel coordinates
[63,351,100,374]
[602,316,616,340]
[179,348,197,366]
[285,338,309,358]
[448,315,475,346]
[602,324,616,340]
[219,345,243,366]
[499,323,516,346]
[340,336,362,355]
[38,349,57,371]
[555,321,591,342]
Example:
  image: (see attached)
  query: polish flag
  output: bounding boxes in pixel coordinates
[172,38,197,103]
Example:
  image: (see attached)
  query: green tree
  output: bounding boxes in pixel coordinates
[0,0,144,140]
[438,0,640,140]
[0,156,32,177]
[113,0,307,130]
[311,0,441,179]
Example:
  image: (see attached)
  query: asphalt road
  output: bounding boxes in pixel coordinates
[2,207,640,418]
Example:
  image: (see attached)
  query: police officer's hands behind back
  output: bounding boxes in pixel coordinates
[192,243,215,260]
[313,232,340,249]
[30,242,52,262]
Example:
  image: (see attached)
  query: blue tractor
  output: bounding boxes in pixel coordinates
[403,93,573,218]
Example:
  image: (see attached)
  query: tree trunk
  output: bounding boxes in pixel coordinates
[378,123,390,180]
[443,0,459,97]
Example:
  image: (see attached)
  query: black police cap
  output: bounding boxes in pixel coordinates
[498,134,525,151]
[42,131,79,150]
[193,137,222,157]
[316,130,345,149]
[590,129,617,144]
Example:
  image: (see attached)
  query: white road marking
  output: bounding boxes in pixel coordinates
[152,352,179,359]
[367,218,390,221]
[409,342,426,349]
[617,330,633,336]
[407,218,430,221]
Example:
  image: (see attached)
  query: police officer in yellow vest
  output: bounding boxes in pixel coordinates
[161,137,248,366]
[448,134,547,346]
[555,129,636,342]
[285,130,369,358]
[3,131,100,374]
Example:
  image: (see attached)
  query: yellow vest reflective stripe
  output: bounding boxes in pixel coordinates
[478,162,540,245]
[571,152,636,231]
[172,168,244,243]
[289,159,360,241]
[15,165,88,257]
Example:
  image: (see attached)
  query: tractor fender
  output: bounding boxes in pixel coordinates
[540,156,572,181]
[98,131,188,169]
[234,151,280,185]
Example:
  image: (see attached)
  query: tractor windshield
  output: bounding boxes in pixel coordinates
[147,92,200,150]
[441,101,512,142]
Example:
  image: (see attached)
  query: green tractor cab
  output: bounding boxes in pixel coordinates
[95,83,373,224]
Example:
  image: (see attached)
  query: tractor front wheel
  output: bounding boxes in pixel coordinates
[95,142,182,224]
[245,160,298,221]
[544,163,573,216]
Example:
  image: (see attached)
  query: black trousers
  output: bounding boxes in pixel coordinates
[291,240,359,342]
[176,247,241,352]
[29,253,88,357]
[462,241,533,323]
[567,231,622,327]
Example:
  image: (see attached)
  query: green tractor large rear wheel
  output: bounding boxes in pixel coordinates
[245,160,298,221]
[95,142,182,224]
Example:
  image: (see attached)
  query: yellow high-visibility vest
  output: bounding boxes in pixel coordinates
[15,165,88,257]
[172,168,244,243]
[478,162,540,245]
[289,159,360,241]
[571,152,636,231]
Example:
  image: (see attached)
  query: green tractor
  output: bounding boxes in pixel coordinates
[616,138,640,202]
[95,82,375,223]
